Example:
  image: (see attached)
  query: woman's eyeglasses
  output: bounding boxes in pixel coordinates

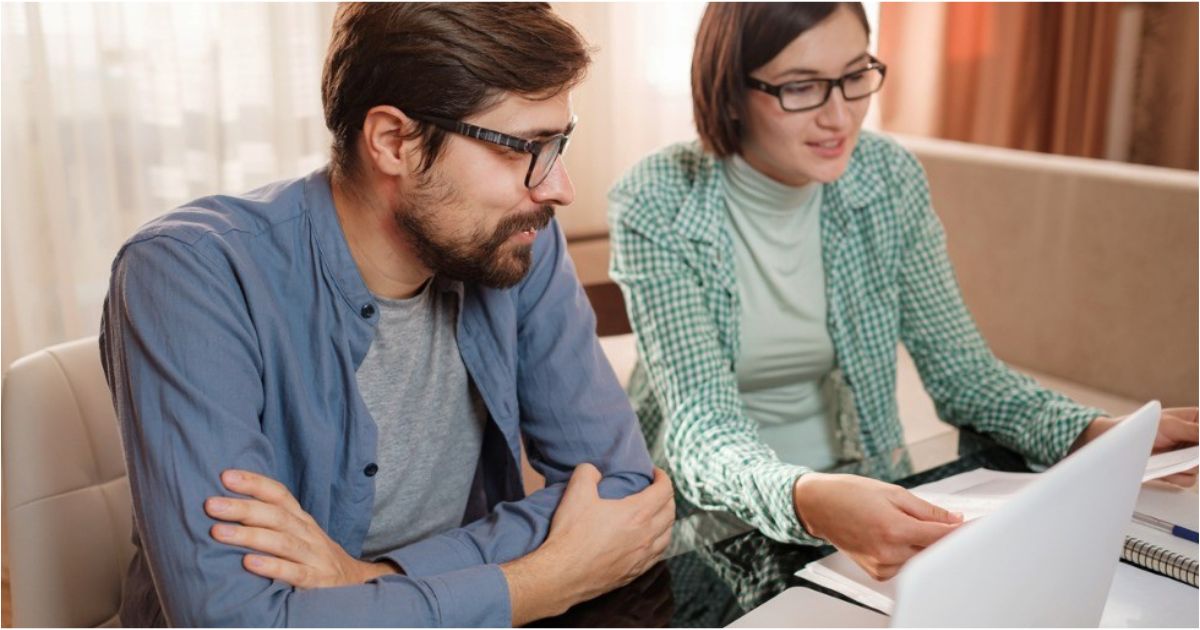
[747,56,887,113]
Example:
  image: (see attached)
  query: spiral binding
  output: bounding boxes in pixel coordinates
[1121,535,1198,588]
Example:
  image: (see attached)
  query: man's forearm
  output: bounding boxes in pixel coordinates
[383,483,565,578]
[500,545,578,626]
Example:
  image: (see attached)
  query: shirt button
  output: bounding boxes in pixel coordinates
[363,463,378,477]
[360,303,376,319]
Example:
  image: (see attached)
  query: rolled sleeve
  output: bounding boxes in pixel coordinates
[893,150,1108,467]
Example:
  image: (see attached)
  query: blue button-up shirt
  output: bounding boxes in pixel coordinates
[100,168,653,627]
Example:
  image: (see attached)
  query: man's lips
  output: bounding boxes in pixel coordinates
[509,227,538,244]
[506,219,549,243]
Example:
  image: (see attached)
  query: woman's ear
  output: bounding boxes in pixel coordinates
[361,105,421,178]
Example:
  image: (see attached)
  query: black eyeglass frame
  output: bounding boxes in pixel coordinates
[746,56,888,113]
[407,112,577,188]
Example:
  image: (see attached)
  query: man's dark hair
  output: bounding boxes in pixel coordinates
[692,2,870,157]
[322,2,591,181]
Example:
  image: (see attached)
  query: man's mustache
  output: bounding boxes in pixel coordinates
[495,205,555,240]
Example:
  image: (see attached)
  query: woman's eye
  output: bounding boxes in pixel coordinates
[783,83,818,96]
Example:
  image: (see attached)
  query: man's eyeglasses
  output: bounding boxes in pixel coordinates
[407,113,577,189]
[746,56,888,113]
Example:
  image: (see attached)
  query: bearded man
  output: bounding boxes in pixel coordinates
[100,3,672,626]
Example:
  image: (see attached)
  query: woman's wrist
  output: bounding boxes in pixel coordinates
[1070,416,1116,453]
[792,472,829,537]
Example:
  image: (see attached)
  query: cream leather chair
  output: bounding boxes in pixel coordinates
[2,336,133,627]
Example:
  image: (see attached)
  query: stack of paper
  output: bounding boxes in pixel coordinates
[1143,446,1199,482]
[796,551,896,615]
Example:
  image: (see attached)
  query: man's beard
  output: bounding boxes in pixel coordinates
[393,172,555,289]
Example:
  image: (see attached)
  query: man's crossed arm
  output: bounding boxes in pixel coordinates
[204,465,673,625]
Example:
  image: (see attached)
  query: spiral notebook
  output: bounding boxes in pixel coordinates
[1121,483,1198,587]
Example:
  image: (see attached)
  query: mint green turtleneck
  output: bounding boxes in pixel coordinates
[720,154,839,472]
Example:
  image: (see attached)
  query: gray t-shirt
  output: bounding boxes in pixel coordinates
[356,278,487,558]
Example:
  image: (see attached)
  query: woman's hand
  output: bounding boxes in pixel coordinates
[792,473,962,580]
[1072,407,1198,487]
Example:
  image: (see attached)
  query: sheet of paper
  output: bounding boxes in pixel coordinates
[908,492,1006,521]
[793,561,1198,628]
[726,587,888,628]
[795,551,898,615]
[1142,446,1199,482]
[910,448,1199,520]
[1099,562,1200,627]
[911,468,1034,520]
[907,468,1033,495]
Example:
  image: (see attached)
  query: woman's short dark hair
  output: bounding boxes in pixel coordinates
[691,2,870,157]
[322,3,591,181]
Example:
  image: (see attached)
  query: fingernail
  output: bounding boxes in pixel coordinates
[212,524,236,539]
[225,470,244,484]
[208,498,230,513]
[246,555,266,568]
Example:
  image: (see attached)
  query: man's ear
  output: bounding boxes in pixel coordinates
[361,105,422,178]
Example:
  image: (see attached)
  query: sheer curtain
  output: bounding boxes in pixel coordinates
[551,2,706,241]
[1,3,336,369]
[5,1,704,369]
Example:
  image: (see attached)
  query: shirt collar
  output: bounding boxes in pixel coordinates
[672,148,725,246]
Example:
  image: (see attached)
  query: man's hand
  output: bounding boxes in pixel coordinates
[502,464,674,625]
[1072,407,1198,487]
[205,469,398,588]
[529,560,674,628]
[793,473,962,580]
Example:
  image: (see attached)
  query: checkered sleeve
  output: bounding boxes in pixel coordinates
[891,147,1106,466]
[609,189,821,545]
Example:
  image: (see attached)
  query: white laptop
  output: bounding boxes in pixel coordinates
[730,400,1162,628]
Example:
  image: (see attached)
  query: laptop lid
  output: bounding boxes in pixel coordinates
[890,401,1161,627]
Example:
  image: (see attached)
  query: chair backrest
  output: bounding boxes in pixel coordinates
[2,336,133,627]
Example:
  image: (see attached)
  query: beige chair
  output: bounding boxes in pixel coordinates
[2,336,133,627]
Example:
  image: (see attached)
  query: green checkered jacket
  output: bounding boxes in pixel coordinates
[607,131,1105,544]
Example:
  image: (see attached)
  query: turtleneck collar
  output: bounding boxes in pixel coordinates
[723,153,821,215]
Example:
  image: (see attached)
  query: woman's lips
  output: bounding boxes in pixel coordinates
[806,138,846,159]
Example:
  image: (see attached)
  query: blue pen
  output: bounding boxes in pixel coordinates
[1133,511,1200,543]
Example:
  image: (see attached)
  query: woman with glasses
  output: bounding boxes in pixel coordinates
[608,2,1197,580]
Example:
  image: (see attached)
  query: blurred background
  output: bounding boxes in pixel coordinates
[2,2,1196,371]
[2,4,1198,626]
